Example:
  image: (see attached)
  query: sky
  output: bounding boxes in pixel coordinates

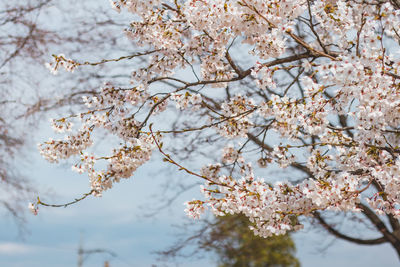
[1,1,400,266]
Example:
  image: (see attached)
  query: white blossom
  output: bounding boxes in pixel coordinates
[39,0,400,239]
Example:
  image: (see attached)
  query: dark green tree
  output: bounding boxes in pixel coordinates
[201,214,300,267]
[160,214,299,267]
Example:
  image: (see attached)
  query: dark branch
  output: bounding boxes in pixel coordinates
[314,211,387,245]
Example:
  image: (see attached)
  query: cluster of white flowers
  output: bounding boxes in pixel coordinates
[188,156,364,237]
[28,202,38,216]
[170,92,202,110]
[45,54,77,74]
[215,95,256,138]
[125,85,149,106]
[38,0,400,241]
[38,130,93,163]
[38,80,159,197]
[221,144,241,164]
[50,118,73,133]
[252,62,277,89]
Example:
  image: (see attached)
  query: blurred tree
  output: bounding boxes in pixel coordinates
[0,0,132,225]
[202,215,300,267]
[159,214,299,267]
[0,0,54,227]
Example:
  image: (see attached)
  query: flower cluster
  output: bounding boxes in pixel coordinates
[28,202,38,216]
[190,156,364,237]
[170,92,202,110]
[39,130,92,163]
[215,95,256,138]
[45,54,78,74]
[50,118,73,133]
[221,144,241,164]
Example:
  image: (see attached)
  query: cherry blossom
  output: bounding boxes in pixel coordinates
[36,0,400,253]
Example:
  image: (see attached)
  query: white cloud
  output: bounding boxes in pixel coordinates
[0,242,35,254]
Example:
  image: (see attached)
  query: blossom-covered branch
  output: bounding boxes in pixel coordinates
[37,0,400,258]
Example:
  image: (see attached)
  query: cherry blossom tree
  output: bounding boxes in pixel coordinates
[34,0,400,259]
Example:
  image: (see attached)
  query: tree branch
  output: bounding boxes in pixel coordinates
[313,211,388,245]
